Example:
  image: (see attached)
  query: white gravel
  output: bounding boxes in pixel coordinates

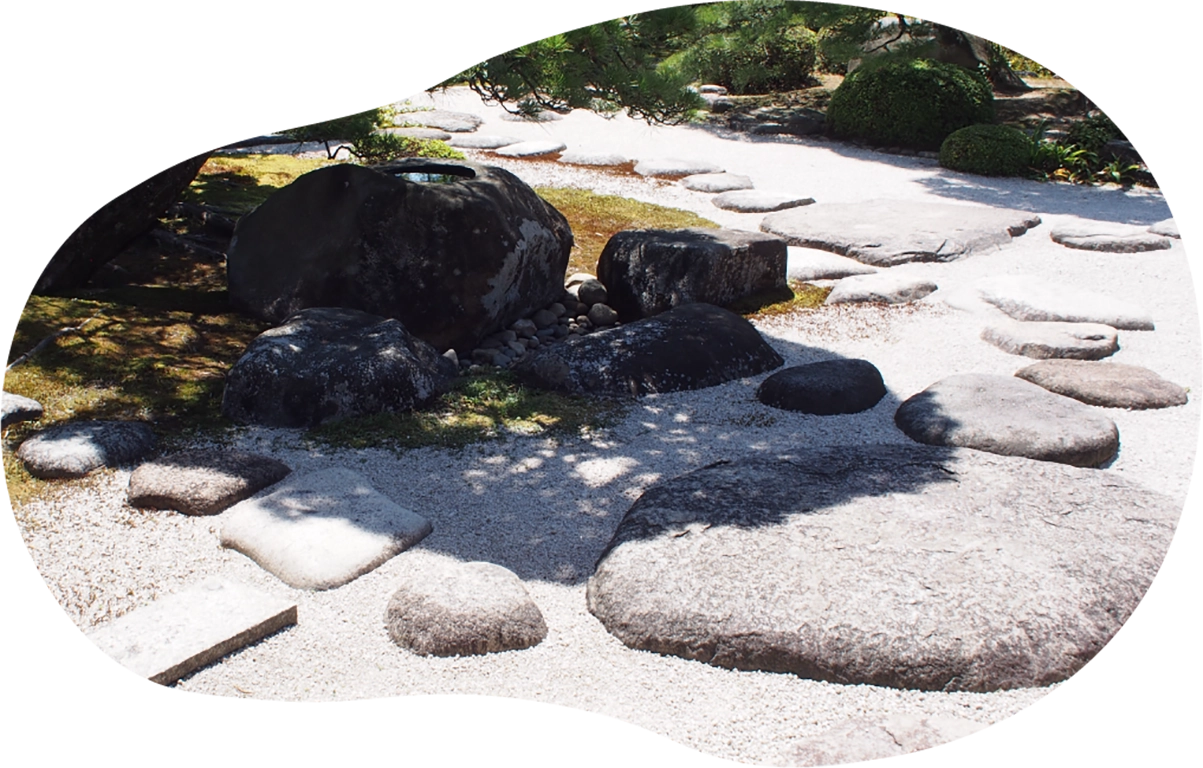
[11,87,1198,766]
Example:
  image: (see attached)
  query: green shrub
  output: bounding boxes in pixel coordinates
[281,109,385,144]
[939,124,1033,177]
[1065,114,1120,153]
[825,59,994,150]
[677,24,818,94]
[352,133,465,164]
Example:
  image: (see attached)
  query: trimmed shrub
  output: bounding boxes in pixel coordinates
[679,25,819,95]
[940,124,1034,177]
[826,59,994,150]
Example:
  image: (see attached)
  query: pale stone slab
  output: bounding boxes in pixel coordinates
[17,420,156,478]
[557,150,630,166]
[1050,222,1173,253]
[493,140,567,158]
[680,172,753,193]
[378,126,452,142]
[220,467,433,590]
[1015,360,1189,409]
[2,391,43,428]
[976,275,1154,331]
[713,190,814,213]
[981,320,1119,360]
[447,134,521,149]
[786,248,877,281]
[825,272,937,305]
[87,579,297,685]
[634,158,723,177]
[1149,218,1180,239]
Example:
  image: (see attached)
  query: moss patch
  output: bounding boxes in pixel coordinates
[183,154,341,214]
[733,280,831,317]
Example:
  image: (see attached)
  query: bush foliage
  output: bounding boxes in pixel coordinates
[939,124,1033,177]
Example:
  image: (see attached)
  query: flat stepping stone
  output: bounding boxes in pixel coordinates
[557,150,630,166]
[1050,222,1173,253]
[976,275,1154,331]
[220,467,433,590]
[981,321,1119,360]
[680,172,753,193]
[1150,216,1198,240]
[786,248,877,281]
[1015,360,1189,409]
[760,201,1041,266]
[499,110,562,122]
[713,190,814,213]
[634,158,724,178]
[127,449,292,516]
[2,391,43,428]
[756,359,886,415]
[795,715,986,765]
[493,140,567,158]
[894,373,1119,467]
[825,272,937,305]
[86,578,297,685]
[588,444,1178,692]
[378,126,453,141]
[385,558,547,656]
[446,134,521,149]
[16,420,156,479]
[405,109,483,133]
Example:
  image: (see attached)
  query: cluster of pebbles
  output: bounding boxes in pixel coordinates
[461,274,620,372]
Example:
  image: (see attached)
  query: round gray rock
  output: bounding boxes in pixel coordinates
[17,420,156,479]
[493,140,567,158]
[587,444,1179,692]
[680,173,754,193]
[2,392,44,429]
[712,191,814,213]
[1049,222,1173,253]
[446,134,521,149]
[576,278,608,306]
[756,359,886,415]
[1014,360,1189,410]
[825,272,937,305]
[894,373,1119,467]
[386,559,547,656]
[127,450,292,516]
[634,158,723,178]
[981,321,1119,360]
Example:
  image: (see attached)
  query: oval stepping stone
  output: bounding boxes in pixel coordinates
[713,190,814,213]
[16,420,156,479]
[634,158,723,178]
[1145,217,1203,239]
[976,275,1154,331]
[786,248,877,281]
[2,391,44,428]
[981,321,1119,360]
[697,84,728,95]
[760,201,1041,266]
[680,172,753,193]
[406,109,483,132]
[1015,360,1188,410]
[756,359,886,414]
[587,444,1178,692]
[1050,222,1172,253]
[493,140,567,158]
[500,110,562,122]
[386,558,547,656]
[446,134,521,149]
[378,126,452,141]
[825,272,937,305]
[894,373,1119,467]
[127,449,292,516]
[557,150,629,166]
[220,467,432,590]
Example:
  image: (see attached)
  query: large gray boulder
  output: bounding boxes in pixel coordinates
[127,449,292,516]
[226,159,573,352]
[596,228,787,321]
[221,307,458,428]
[1015,360,1189,410]
[512,303,783,397]
[17,420,156,479]
[587,444,1179,692]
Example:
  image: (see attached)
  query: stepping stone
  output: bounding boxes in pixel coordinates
[2,391,43,428]
[405,109,483,132]
[1050,222,1173,253]
[1015,360,1189,410]
[1145,216,1203,240]
[220,467,433,590]
[634,158,724,178]
[16,420,156,479]
[557,150,630,166]
[493,140,567,158]
[127,449,292,516]
[756,359,886,415]
[894,373,1119,467]
[86,578,297,685]
[499,110,562,122]
[385,558,547,656]
[981,321,1119,360]
[588,444,1178,692]
[786,248,876,281]
[825,272,937,305]
[713,190,815,213]
[794,715,987,766]
[760,201,1041,266]
[446,134,521,149]
[976,275,1154,331]
[378,126,453,142]
[680,172,753,193]
[697,84,728,95]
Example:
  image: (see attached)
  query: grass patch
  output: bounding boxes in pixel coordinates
[183,154,341,214]
[731,280,831,317]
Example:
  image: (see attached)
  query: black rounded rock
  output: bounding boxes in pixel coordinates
[756,359,886,415]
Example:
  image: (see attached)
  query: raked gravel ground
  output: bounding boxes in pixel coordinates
[11,87,1198,766]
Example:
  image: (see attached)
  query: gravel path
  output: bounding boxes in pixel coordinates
[11,88,1197,766]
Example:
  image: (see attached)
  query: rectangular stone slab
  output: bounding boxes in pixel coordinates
[86,578,297,685]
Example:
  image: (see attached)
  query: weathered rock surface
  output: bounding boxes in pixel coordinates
[493,140,567,158]
[127,450,292,516]
[1015,360,1189,410]
[405,109,483,132]
[680,173,754,193]
[786,248,876,281]
[1149,218,1180,239]
[792,715,987,766]
[824,272,937,305]
[2,392,44,428]
[1049,222,1173,253]
[981,321,1119,360]
[378,126,453,141]
[712,190,814,213]
[756,359,886,415]
[634,158,723,178]
[587,444,1179,691]
[17,421,156,479]
[446,134,521,149]
[976,275,1154,331]
[557,150,630,166]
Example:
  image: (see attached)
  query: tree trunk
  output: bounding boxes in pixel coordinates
[34,151,211,294]
[932,25,1031,94]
